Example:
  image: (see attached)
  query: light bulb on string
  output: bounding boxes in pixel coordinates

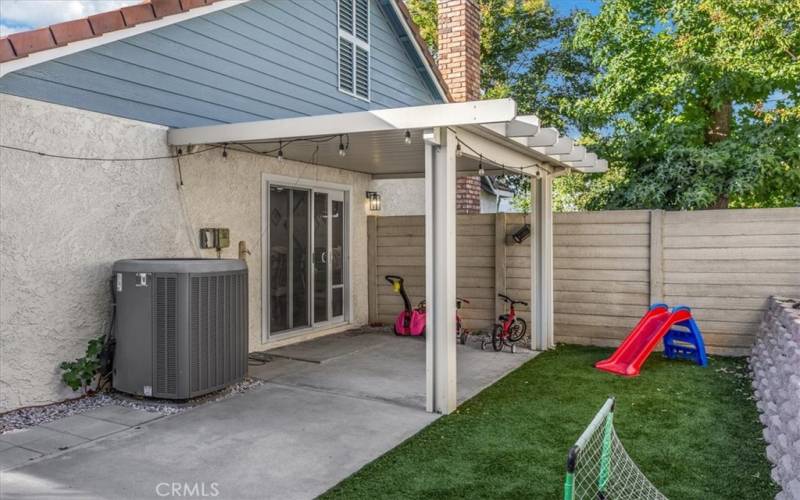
[404,130,412,145]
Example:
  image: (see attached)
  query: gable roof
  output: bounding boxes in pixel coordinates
[0,0,451,101]
[0,0,220,63]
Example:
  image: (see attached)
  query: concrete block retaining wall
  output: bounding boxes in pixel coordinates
[750,297,800,499]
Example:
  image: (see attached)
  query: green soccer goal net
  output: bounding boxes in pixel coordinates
[563,398,667,500]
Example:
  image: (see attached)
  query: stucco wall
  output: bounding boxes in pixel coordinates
[176,148,371,351]
[368,178,425,216]
[0,95,370,411]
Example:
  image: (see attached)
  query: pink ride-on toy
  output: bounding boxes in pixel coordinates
[384,275,470,344]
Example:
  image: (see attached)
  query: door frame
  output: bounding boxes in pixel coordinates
[261,173,352,343]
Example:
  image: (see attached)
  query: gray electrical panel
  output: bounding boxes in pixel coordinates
[112,259,248,399]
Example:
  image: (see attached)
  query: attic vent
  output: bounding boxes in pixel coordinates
[338,0,370,101]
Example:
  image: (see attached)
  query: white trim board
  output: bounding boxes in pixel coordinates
[0,1,248,78]
[167,99,518,146]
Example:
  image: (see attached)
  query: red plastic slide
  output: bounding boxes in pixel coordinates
[595,305,693,377]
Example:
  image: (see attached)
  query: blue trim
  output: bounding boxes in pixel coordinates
[375,0,446,103]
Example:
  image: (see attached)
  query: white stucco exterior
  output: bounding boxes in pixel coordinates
[0,95,370,410]
[368,178,425,216]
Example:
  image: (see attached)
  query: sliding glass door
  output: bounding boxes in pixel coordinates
[268,184,346,337]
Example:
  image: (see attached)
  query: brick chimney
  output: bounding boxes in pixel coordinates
[438,0,482,214]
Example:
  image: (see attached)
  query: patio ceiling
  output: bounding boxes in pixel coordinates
[167,99,608,179]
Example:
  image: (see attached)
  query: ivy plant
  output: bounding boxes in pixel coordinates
[60,335,105,394]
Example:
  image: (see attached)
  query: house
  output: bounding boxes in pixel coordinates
[0,0,606,414]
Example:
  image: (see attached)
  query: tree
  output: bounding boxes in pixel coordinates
[407,0,596,211]
[406,0,593,129]
[561,0,800,210]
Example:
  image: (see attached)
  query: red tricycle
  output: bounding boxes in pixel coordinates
[482,293,527,353]
[385,275,470,344]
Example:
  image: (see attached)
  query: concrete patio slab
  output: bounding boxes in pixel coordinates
[266,329,393,363]
[268,331,536,408]
[80,406,164,427]
[0,427,87,455]
[1,328,537,499]
[0,383,436,500]
[0,446,42,471]
[41,414,129,440]
[247,357,316,381]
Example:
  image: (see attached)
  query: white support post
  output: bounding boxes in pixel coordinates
[425,127,458,414]
[531,173,554,350]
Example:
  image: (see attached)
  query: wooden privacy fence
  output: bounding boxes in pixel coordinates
[367,207,800,355]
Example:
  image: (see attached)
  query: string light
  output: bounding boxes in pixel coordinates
[2,129,555,180]
[451,130,550,179]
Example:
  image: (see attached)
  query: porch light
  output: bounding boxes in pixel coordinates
[277,141,284,162]
[404,130,412,144]
[366,191,381,211]
[478,154,485,176]
[456,143,462,157]
[338,135,347,157]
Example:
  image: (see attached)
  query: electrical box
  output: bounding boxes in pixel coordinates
[199,228,230,250]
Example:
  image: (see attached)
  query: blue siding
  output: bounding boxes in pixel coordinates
[0,0,443,128]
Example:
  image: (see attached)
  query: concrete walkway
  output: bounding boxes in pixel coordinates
[1,329,536,500]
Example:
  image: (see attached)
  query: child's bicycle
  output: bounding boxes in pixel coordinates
[416,297,471,344]
[482,293,528,353]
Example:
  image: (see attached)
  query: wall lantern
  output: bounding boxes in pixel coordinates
[366,191,382,211]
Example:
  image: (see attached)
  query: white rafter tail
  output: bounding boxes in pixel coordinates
[479,115,539,139]
[576,159,608,173]
[554,145,586,163]
[505,115,540,137]
[168,98,517,146]
[565,152,598,169]
[538,136,573,155]
[524,127,559,147]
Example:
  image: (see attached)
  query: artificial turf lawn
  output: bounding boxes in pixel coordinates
[321,344,777,500]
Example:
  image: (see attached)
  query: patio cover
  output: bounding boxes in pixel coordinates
[167,99,607,414]
[167,99,607,177]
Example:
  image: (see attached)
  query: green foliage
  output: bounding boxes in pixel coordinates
[60,335,105,394]
[406,0,592,130]
[559,0,800,210]
[322,345,776,499]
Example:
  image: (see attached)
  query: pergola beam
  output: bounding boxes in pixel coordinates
[168,99,517,146]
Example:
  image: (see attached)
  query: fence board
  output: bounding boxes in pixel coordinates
[368,208,800,352]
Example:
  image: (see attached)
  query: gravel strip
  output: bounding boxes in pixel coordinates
[0,378,263,435]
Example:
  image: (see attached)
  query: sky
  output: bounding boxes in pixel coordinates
[0,0,601,37]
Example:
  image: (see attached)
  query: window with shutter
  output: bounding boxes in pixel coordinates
[338,0,369,101]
